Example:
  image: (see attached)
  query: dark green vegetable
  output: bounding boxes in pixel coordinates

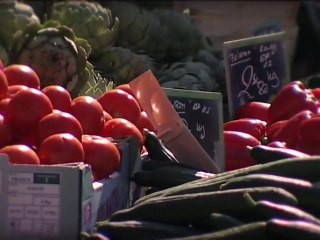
[266,218,320,240]
[163,221,270,240]
[95,220,199,240]
[134,157,320,205]
[247,145,310,164]
[111,187,297,223]
[253,200,320,225]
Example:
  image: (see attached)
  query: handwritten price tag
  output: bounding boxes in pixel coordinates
[223,32,289,120]
[163,88,225,171]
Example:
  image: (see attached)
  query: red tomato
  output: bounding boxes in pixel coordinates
[0,114,12,148]
[3,64,40,89]
[135,111,155,134]
[0,98,10,115]
[102,118,144,148]
[98,89,141,125]
[115,83,142,110]
[4,88,53,136]
[115,84,136,98]
[311,88,320,100]
[103,110,113,123]
[0,144,40,165]
[38,133,85,165]
[0,59,4,70]
[7,85,29,98]
[13,134,38,149]
[70,96,104,135]
[37,110,83,144]
[41,85,72,112]
[81,134,121,180]
[0,70,8,100]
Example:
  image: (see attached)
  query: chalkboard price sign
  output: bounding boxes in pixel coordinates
[163,88,225,170]
[223,32,289,120]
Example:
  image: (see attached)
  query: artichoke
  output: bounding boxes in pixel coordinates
[91,46,155,86]
[0,0,40,52]
[100,1,159,53]
[156,48,229,120]
[49,1,119,58]
[78,70,113,99]
[102,1,210,63]
[0,41,9,66]
[9,20,93,97]
[155,48,225,91]
[156,61,220,92]
[187,49,227,100]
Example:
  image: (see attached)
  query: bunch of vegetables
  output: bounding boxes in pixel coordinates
[0,0,226,100]
[0,60,155,181]
[83,156,320,239]
[223,80,320,171]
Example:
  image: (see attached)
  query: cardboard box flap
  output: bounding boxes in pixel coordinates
[129,71,221,173]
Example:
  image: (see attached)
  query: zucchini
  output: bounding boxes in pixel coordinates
[95,220,200,240]
[190,212,244,232]
[162,221,270,240]
[131,165,208,189]
[266,218,320,240]
[111,187,298,223]
[248,145,310,164]
[219,173,312,191]
[135,157,320,205]
[253,200,320,225]
[219,173,320,219]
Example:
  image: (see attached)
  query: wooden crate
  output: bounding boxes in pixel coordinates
[174,1,300,62]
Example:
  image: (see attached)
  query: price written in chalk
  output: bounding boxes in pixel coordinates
[172,99,212,140]
[224,32,289,120]
[163,88,224,170]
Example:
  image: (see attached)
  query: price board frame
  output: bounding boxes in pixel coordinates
[163,88,225,171]
[223,31,290,120]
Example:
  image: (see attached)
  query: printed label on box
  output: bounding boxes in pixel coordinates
[7,172,61,235]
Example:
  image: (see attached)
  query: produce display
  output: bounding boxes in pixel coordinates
[86,156,320,239]
[1,1,320,240]
[223,80,320,171]
[0,0,226,97]
[0,60,155,181]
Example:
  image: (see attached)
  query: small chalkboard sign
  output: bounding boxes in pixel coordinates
[163,88,225,171]
[223,32,289,120]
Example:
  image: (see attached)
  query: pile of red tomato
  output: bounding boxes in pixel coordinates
[0,60,155,181]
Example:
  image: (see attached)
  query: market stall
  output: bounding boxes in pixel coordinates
[1,1,320,240]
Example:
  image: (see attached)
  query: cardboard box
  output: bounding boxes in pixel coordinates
[0,137,140,240]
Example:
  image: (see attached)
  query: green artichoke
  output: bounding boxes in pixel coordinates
[9,20,93,97]
[91,46,155,86]
[101,1,211,63]
[0,41,9,66]
[49,1,119,58]
[186,49,227,100]
[100,1,159,53]
[78,70,113,99]
[156,61,220,92]
[0,0,40,52]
